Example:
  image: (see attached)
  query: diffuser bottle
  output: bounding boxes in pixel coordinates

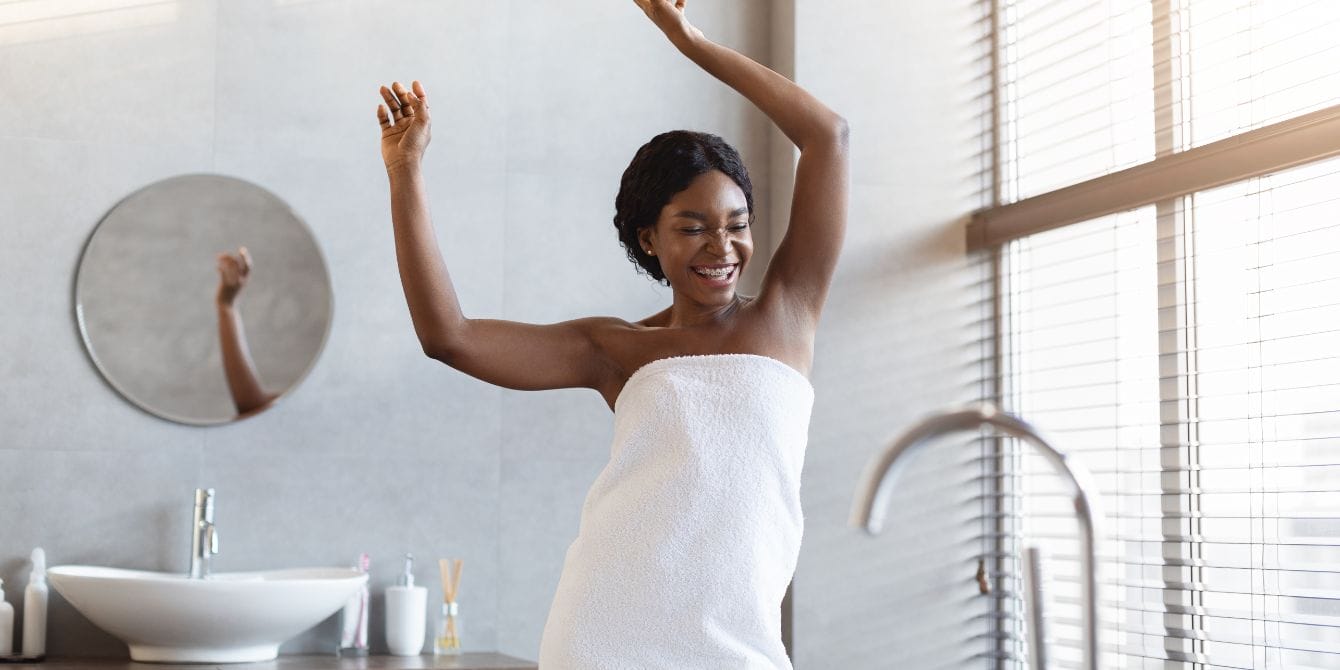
[384,554,426,656]
[434,601,461,655]
[434,558,463,655]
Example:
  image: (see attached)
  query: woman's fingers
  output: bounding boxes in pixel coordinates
[404,87,429,121]
[633,0,683,12]
[633,0,689,32]
[217,254,239,284]
[411,80,427,107]
[391,81,415,117]
[215,250,250,282]
[379,84,404,118]
[376,80,427,132]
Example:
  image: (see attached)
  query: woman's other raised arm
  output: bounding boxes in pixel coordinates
[634,0,849,326]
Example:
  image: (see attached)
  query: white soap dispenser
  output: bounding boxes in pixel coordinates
[0,577,14,656]
[384,553,427,656]
[22,548,47,660]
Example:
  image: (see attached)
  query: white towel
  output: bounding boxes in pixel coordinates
[539,353,814,669]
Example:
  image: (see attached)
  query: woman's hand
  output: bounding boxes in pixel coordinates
[633,0,702,45]
[377,80,431,172]
[216,246,252,306]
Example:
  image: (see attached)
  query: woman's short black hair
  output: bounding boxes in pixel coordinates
[613,130,754,284]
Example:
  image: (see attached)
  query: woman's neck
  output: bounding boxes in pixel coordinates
[663,292,746,328]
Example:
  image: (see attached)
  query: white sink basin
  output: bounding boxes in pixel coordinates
[48,565,368,663]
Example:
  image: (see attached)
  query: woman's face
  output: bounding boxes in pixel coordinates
[640,169,753,308]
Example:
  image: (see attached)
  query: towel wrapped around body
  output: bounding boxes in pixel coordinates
[538,353,814,669]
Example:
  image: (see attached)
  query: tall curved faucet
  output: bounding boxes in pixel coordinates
[850,404,1103,670]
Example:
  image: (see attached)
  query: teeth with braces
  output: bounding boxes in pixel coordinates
[695,266,734,278]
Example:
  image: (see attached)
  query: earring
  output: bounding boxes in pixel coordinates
[645,248,655,256]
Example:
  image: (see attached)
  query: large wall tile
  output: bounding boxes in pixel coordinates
[791,0,996,667]
[2,137,212,452]
[496,456,606,660]
[0,1,217,146]
[501,170,668,324]
[501,388,612,462]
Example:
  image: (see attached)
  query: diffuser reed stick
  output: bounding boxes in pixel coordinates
[435,558,463,655]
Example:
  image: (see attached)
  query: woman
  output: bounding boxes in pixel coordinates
[376,1,846,667]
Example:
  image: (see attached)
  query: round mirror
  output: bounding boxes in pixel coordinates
[76,174,332,425]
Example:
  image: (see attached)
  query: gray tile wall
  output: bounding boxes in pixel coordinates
[789,0,997,667]
[0,0,772,660]
[3,0,994,665]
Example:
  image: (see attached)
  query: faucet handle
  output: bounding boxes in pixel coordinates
[207,524,219,555]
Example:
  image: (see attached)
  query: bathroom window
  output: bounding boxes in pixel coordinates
[977,1,1340,668]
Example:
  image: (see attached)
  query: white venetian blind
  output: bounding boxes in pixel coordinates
[1000,155,1340,670]
[1000,208,1160,670]
[1180,158,1340,668]
[998,0,1155,202]
[982,1,1340,668]
[1178,0,1340,149]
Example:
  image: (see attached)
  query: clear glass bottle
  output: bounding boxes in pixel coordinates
[337,553,370,657]
[434,601,461,655]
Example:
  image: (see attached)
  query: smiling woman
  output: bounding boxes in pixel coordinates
[612,129,755,288]
[374,0,847,667]
[633,162,754,307]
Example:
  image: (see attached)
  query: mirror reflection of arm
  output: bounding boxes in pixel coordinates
[216,247,277,416]
[376,81,615,394]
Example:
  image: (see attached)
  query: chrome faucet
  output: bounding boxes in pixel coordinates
[189,488,219,579]
[851,404,1103,670]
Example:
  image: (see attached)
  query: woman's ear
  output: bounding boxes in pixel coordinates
[639,228,656,256]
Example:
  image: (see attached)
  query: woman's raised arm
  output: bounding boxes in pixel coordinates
[215,246,278,416]
[634,0,849,324]
[377,81,619,395]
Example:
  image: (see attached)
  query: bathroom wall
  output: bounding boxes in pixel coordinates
[0,0,773,658]
[789,0,997,667]
[2,0,994,664]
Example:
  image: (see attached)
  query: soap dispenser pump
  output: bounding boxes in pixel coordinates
[384,553,427,656]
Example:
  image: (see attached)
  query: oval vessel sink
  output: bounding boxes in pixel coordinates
[48,565,367,663]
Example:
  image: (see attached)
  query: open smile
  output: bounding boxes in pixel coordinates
[691,263,739,284]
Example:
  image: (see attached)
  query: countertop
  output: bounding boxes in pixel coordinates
[0,654,536,670]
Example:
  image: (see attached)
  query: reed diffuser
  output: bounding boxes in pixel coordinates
[434,558,463,655]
